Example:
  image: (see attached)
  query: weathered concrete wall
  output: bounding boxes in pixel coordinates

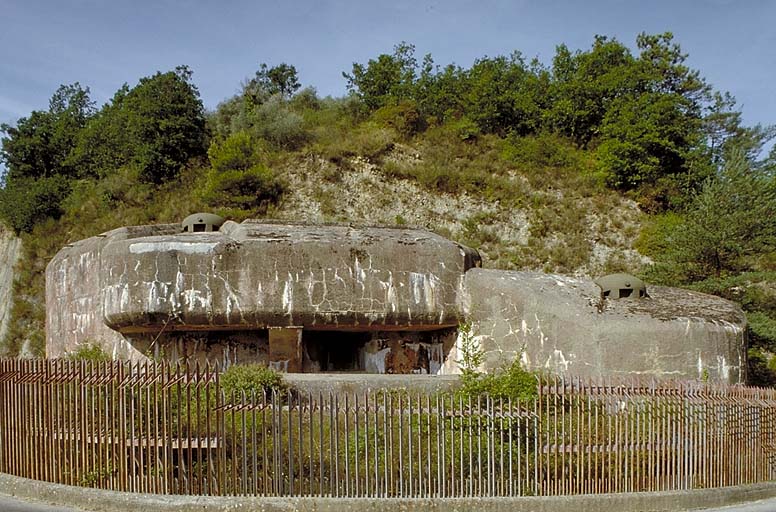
[99,221,478,333]
[47,221,475,366]
[465,269,747,383]
[0,224,21,352]
[46,220,748,382]
[46,224,180,360]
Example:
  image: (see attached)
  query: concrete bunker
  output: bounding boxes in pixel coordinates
[46,219,475,374]
[46,218,748,383]
[299,328,455,374]
[182,212,225,233]
[595,273,648,299]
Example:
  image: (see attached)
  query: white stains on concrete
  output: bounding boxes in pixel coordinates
[426,343,445,374]
[183,288,210,310]
[129,242,218,254]
[697,353,703,379]
[282,274,294,315]
[533,313,547,348]
[363,347,391,374]
[545,349,572,372]
[409,272,439,310]
[718,355,730,381]
[269,360,290,372]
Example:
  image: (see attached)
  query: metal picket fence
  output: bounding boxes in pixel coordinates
[1,358,775,497]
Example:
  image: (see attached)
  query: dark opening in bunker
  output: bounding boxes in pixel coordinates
[302,331,371,372]
[301,329,455,374]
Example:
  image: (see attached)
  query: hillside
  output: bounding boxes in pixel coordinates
[1,34,774,383]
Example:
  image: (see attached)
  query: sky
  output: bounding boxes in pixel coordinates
[1,0,775,133]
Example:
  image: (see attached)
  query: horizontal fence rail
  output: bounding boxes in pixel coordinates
[1,359,775,497]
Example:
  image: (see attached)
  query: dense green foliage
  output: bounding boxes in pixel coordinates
[1,35,775,385]
[639,151,776,384]
[221,363,287,398]
[71,66,207,184]
[67,343,111,362]
[202,131,284,213]
[0,67,206,233]
[342,33,749,210]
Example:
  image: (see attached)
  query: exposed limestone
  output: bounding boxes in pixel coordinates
[0,225,21,353]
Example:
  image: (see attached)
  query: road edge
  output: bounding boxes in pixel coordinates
[2,473,776,512]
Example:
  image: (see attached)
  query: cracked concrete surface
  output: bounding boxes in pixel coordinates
[46,220,747,382]
[464,269,747,382]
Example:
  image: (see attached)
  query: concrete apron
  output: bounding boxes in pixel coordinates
[2,474,776,512]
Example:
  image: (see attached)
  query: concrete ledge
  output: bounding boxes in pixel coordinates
[285,373,462,394]
[2,473,776,512]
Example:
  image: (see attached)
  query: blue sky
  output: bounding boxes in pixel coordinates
[1,0,775,132]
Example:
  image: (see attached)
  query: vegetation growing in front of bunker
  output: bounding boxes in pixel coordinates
[456,323,538,401]
[221,363,288,398]
[1,34,775,384]
[66,342,111,362]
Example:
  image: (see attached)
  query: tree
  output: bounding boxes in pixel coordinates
[598,91,703,190]
[202,131,283,211]
[667,149,776,278]
[0,83,94,232]
[245,63,301,101]
[0,175,70,233]
[71,66,207,183]
[463,52,548,136]
[1,83,94,181]
[594,33,713,198]
[545,36,635,147]
[343,42,420,110]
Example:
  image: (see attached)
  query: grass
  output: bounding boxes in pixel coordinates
[0,116,647,356]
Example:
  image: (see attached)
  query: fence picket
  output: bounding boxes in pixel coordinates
[1,359,776,498]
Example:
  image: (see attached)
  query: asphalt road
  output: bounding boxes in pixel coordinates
[2,493,776,512]
[692,499,776,512]
[0,494,78,511]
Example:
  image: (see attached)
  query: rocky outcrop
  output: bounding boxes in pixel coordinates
[0,225,21,353]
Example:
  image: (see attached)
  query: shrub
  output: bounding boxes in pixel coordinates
[446,117,480,142]
[456,323,538,401]
[203,131,284,212]
[371,101,425,138]
[316,121,396,162]
[633,212,684,259]
[501,132,581,169]
[207,131,267,173]
[459,359,538,402]
[67,342,111,362]
[747,311,776,351]
[221,363,287,399]
[201,164,283,212]
[250,95,310,149]
[0,175,71,233]
[747,348,776,387]
[289,87,322,111]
